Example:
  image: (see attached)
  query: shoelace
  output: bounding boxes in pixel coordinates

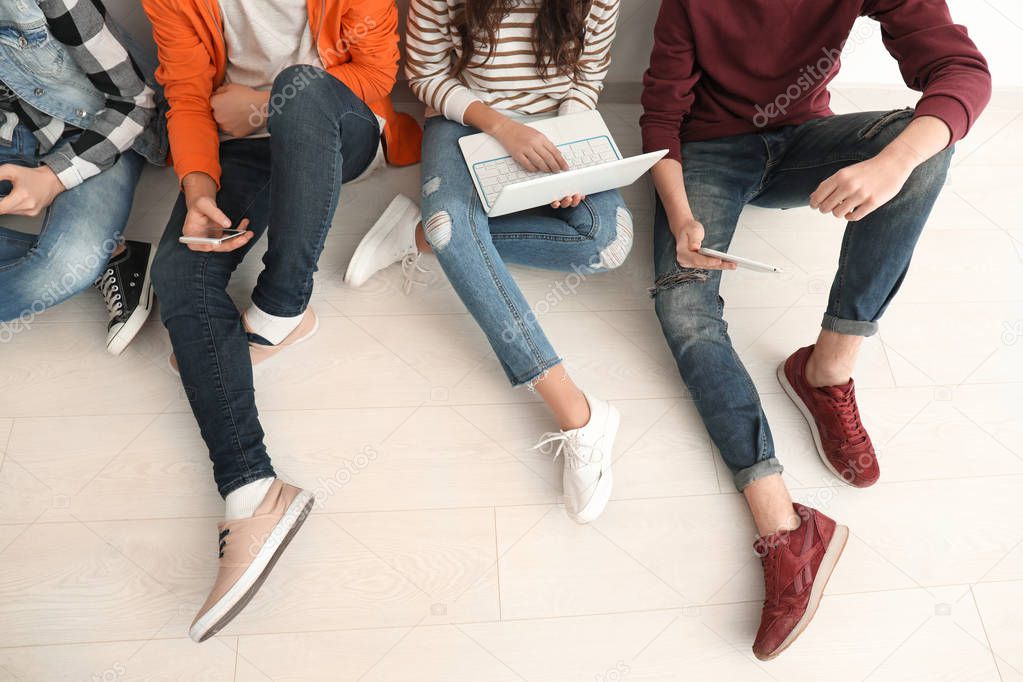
[828,388,868,447]
[218,528,230,559]
[400,252,430,295]
[532,431,599,470]
[93,267,123,321]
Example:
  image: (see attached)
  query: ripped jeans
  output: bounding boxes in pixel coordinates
[652,109,952,490]
[420,115,634,386]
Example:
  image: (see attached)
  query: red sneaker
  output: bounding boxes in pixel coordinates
[778,345,880,487]
[752,503,849,661]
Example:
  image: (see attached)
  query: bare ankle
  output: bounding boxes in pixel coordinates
[805,351,852,388]
[414,223,431,254]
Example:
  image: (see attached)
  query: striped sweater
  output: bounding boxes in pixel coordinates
[405,0,620,123]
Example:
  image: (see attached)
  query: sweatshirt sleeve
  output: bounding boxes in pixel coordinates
[141,0,221,186]
[404,0,480,123]
[864,0,991,146]
[558,0,621,115]
[330,0,400,104]
[639,0,700,163]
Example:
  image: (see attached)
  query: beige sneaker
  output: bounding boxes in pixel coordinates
[169,307,320,375]
[188,479,314,643]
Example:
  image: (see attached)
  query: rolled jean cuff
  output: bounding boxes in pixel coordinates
[733,457,784,492]
[822,313,878,338]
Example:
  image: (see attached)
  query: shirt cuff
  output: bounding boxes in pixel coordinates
[445,89,484,126]
[41,152,86,191]
[642,126,682,164]
[914,95,971,148]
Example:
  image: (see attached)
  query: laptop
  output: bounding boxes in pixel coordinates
[458,110,667,218]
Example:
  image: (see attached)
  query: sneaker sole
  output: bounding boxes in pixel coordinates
[106,250,156,356]
[755,523,849,661]
[188,490,315,643]
[567,404,620,525]
[776,361,857,487]
[344,194,418,287]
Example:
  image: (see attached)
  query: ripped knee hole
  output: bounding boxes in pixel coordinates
[597,207,634,270]
[423,211,452,249]
[648,268,710,297]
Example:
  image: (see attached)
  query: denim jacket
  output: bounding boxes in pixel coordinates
[0,0,168,166]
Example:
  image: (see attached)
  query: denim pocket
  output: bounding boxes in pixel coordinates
[857,108,915,140]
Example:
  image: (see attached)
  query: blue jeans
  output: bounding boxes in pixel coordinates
[0,123,144,327]
[150,67,379,496]
[653,109,952,491]
[420,116,634,386]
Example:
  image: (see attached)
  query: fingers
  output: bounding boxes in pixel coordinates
[196,197,232,228]
[676,249,736,270]
[210,230,255,253]
[809,175,839,211]
[544,139,569,171]
[185,219,254,253]
[845,200,879,222]
[534,145,562,173]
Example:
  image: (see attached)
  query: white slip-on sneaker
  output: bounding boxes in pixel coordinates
[534,394,620,524]
[344,193,427,293]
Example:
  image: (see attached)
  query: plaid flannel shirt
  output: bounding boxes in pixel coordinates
[0,0,155,189]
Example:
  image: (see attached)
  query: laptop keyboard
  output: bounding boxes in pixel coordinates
[474,136,619,206]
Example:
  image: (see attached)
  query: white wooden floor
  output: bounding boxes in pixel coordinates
[1,87,1022,682]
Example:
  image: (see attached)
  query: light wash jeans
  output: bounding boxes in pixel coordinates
[652,109,953,491]
[420,116,635,386]
[0,122,143,327]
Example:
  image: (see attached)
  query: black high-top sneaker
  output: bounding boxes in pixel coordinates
[93,240,155,355]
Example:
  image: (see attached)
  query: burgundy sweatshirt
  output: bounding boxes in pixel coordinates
[640,0,992,163]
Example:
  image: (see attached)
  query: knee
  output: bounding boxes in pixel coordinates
[422,209,453,252]
[267,65,347,131]
[653,275,724,344]
[904,145,953,195]
[592,205,634,271]
[421,174,473,253]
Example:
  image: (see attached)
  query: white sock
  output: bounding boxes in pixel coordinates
[225,477,275,520]
[245,304,303,345]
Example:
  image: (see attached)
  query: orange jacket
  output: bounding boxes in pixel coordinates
[142,0,421,185]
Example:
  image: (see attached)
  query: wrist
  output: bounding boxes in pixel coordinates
[485,115,515,138]
[36,164,66,194]
[877,139,923,175]
[182,172,217,206]
[665,205,695,230]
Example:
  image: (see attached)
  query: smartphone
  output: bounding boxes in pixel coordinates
[0,180,12,198]
[179,228,246,246]
[698,247,783,273]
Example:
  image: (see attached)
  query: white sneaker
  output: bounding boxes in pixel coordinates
[344,193,427,293]
[534,394,619,524]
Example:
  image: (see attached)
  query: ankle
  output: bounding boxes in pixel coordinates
[225,477,275,520]
[414,223,431,254]
[560,395,591,431]
[805,350,852,388]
